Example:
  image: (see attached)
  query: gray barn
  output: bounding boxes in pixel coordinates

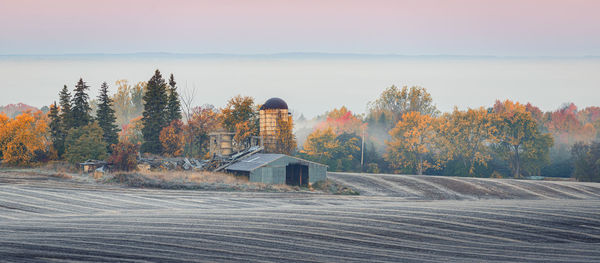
[225,153,327,186]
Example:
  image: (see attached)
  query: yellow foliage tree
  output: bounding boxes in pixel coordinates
[301,128,339,163]
[385,111,436,175]
[274,113,297,155]
[437,107,498,175]
[493,100,552,177]
[233,121,255,149]
[0,111,49,166]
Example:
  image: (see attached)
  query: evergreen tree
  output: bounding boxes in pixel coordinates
[96,82,120,151]
[58,84,73,131]
[48,102,65,156]
[166,73,182,123]
[71,78,92,128]
[141,69,169,154]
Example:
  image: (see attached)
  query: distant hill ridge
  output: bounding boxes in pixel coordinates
[0,103,40,118]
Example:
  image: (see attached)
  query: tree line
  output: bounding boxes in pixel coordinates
[298,86,600,181]
[0,69,296,171]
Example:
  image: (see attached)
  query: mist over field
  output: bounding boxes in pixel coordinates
[2,54,599,118]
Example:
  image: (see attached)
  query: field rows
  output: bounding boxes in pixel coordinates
[1,170,599,262]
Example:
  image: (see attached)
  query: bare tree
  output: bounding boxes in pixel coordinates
[179,83,197,124]
[179,83,197,157]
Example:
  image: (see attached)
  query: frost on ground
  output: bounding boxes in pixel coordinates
[0,169,599,262]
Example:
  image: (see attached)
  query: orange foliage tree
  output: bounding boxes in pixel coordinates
[0,111,49,166]
[185,106,221,157]
[159,120,184,157]
[385,111,436,175]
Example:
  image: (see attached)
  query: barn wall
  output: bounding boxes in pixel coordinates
[244,155,327,185]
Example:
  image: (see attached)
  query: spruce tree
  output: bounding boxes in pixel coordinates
[96,82,119,151]
[48,102,65,156]
[141,69,169,154]
[71,78,92,128]
[166,73,182,123]
[58,84,73,131]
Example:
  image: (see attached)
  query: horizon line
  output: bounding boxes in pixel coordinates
[1,52,599,59]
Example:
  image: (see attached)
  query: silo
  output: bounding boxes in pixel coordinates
[259,98,290,153]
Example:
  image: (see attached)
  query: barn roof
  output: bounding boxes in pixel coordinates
[225,153,326,172]
[226,153,286,172]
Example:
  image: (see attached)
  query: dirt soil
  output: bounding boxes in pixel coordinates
[1,169,599,262]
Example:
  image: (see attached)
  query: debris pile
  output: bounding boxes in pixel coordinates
[79,146,264,174]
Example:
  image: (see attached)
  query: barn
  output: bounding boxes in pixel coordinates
[225,153,327,186]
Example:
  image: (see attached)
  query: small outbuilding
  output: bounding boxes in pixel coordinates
[225,153,327,186]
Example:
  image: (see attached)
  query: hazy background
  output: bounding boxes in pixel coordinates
[1,0,599,117]
[1,55,598,117]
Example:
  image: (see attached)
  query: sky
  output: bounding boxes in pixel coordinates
[0,0,598,117]
[1,0,599,56]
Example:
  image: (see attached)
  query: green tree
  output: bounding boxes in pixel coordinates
[64,122,107,164]
[96,82,119,151]
[58,84,73,131]
[166,74,182,123]
[48,102,64,156]
[71,78,92,128]
[571,142,600,182]
[141,70,169,154]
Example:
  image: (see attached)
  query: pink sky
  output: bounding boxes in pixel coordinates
[1,0,599,55]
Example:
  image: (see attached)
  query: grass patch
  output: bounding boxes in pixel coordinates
[100,170,293,192]
[313,179,360,195]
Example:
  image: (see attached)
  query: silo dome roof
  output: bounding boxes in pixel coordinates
[260,97,288,110]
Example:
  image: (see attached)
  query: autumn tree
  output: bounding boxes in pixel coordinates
[108,141,139,171]
[64,122,107,164]
[315,106,364,135]
[185,105,221,157]
[221,95,258,133]
[385,111,436,175]
[71,78,92,128]
[436,107,498,176]
[120,116,144,145]
[368,85,438,130]
[159,120,184,157]
[166,74,182,123]
[234,121,256,149]
[274,113,297,155]
[0,113,8,158]
[0,111,49,166]
[492,100,553,178]
[141,70,169,154]
[300,127,339,164]
[96,82,119,151]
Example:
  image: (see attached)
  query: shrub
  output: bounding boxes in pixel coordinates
[64,122,107,164]
[108,141,139,171]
